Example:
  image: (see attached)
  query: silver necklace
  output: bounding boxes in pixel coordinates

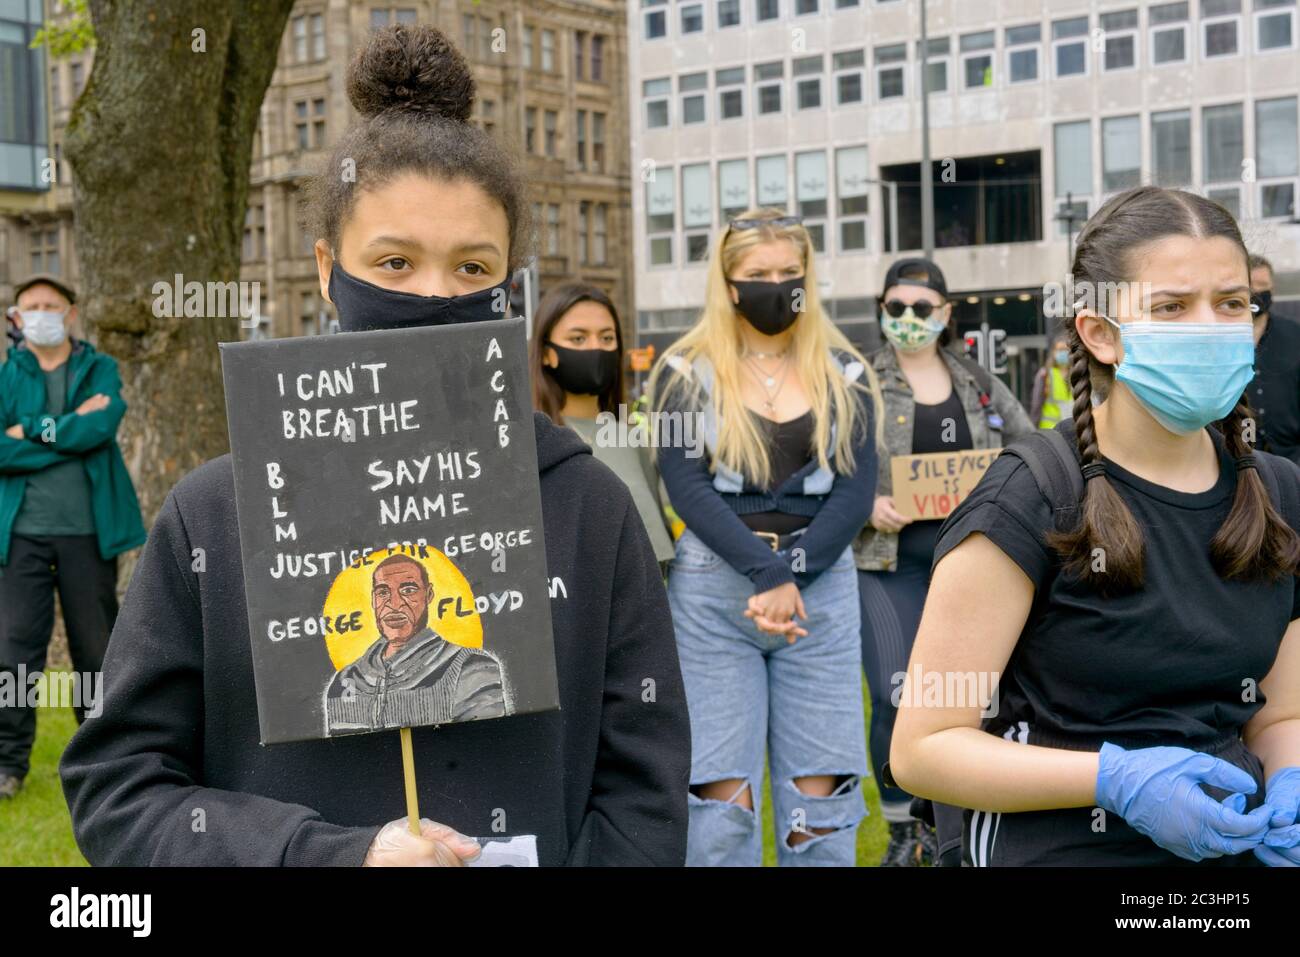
[745,353,791,412]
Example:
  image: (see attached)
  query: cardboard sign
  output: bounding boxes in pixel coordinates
[220,317,558,745]
[889,448,1002,522]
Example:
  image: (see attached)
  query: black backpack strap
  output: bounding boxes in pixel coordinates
[998,420,1084,533]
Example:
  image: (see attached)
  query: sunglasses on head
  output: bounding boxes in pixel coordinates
[881,298,944,319]
[728,215,804,231]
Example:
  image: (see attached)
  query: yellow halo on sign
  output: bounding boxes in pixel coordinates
[322,543,482,671]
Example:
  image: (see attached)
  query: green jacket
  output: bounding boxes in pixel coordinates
[0,340,146,564]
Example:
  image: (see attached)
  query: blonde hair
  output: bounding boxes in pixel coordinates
[649,207,884,486]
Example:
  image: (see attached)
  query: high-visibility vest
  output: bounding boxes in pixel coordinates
[1038,366,1071,429]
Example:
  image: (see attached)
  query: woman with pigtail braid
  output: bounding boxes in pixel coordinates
[889,185,1300,866]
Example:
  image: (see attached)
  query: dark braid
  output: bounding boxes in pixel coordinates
[1045,332,1145,594]
[1211,394,1300,580]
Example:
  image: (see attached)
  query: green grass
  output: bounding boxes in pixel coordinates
[2,676,887,866]
[0,698,87,867]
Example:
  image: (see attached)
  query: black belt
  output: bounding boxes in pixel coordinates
[753,529,806,552]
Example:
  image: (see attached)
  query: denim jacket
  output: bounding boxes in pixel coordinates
[852,344,1035,572]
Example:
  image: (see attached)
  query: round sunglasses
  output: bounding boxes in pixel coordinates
[880,298,946,319]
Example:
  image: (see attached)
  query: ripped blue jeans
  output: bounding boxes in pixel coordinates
[667,529,868,867]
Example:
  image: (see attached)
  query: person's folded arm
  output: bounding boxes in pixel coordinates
[788,403,877,581]
[58,490,381,866]
[22,359,126,454]
[0,433,72,473]
[656,387,793,594]
[566,496,691,866]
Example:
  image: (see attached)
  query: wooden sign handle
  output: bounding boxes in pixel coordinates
[399,727,420,835]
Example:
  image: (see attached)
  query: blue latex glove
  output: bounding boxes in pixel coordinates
[1096,743,1273,862]
[1259,767,1300,828]
[1255,824,1300,866]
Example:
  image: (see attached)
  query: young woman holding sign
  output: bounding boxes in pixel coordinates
[529,282,675,567]
[853,257,1033,866]
[891,186,1300,866]
[60,24,690,868]
[650,208,882,866]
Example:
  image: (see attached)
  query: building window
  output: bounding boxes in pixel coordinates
[681,3,704,33]
[592,35,605,81]
[837,146,868,252]
[1102,114,1141,192]
[755,61,784,114]
[370,8,416,29]
[1202,0,1243,57]
[592,112,606,172]
[1203,102,1244,215]
[717,67,745,119]
[757,0,781,20]
[1151,109,1192,186]
[574,31,586,79]
[796,0,819,13]
[300,291,320,336]
[462,14,477,59]
[1150,2,1190,64]
[294,100,309,150]
[525,107,537,152]
[546,203,561,256]
[593,203,608,265]
[1257,96,1299,219]
[718,0,742,28]
[293,14,308,61]
[1005,23,1040,83]
[522,25,534,69]
[756,154,788,210]
[917,37,949,93]
[311,12,325,60]
[796,151,828,252]
[644,0,668,40]
[793,55,823,110]
[578,200,590,264]
[1052,16,1090,77]
[1100,9,1138,70]
[544,110,558,158]
[242,205,265,261]
[679,72,708,124]
[576,110,587,167]
[70,61,85,96]
[50,65,61,110]
[960,30,995,88]
[682,163,712,262]
[29,228,60,275]
[312,97,326,148]
[718,157,751,223]
[1054,120,1093,231]
[644,77,671,128]
[541,30,556,72]
[1255,0,1297,52]
[875,43,906,99]
[833,50,865,103]
[481,98,496,135]
[646,173,676,265]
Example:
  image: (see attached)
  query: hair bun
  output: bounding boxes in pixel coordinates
[347,24,475,122]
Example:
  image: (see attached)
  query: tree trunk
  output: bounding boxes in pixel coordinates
[64,0,296,550]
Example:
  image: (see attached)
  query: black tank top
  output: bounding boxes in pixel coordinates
[897,388,972,565]
[740,410,814,535]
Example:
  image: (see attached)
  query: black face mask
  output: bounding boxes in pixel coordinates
[327,263,512,333]
[545,342,620,396]
[728,277,805,336]
[1252,290,1273,319]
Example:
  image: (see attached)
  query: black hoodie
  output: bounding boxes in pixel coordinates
[59,412,690,866]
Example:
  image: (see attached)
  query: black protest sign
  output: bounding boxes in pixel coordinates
[219,317,557,745]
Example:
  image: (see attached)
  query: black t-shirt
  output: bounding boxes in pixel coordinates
[932,431,1300,749]
[899,391,973,564]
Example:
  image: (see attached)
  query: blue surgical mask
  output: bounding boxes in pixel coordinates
[1053,349,1070,366]
[1105,318,1255,435]
[19,310,69,347]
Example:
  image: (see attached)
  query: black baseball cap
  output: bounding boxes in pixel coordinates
[880,257,948,300]
[13,274,77,306]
